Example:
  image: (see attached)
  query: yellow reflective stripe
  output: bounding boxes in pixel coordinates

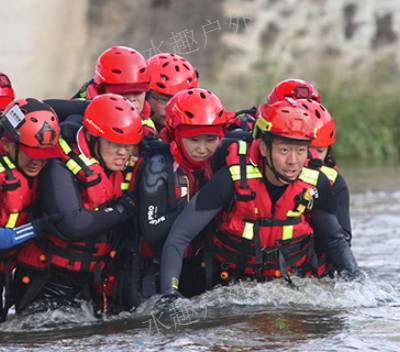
[242,222,254,240]
[3,156,16,169]
[320,166,338,184]
[282,226,293,240]
[287,210,301,217]
[66,159,82,175]
[229,165,262,181]
[142,119,156,130]
[0,164,5,173]
[124,172,133,182]
[6,213,19,228]
[238,140,247,155]
[58,137,72,154]
[299,167,319,186]
[78,154,97,166]
[121,182,130,191]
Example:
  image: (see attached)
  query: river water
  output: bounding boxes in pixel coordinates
[1,166,399,352]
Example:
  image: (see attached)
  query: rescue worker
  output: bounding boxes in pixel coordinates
[300,99,352,245]
[0,98,61,321]
[146,53,199,131]
[159,98,360,301]
[0,73,15,111]
[138,88,228,297]
[13,94,143,315]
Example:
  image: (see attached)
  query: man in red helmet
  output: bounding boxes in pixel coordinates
[0,73,15,111]
[0,98,62,321]
[158,99,360,302]
[13,94,143,315]
[146,53,199,131]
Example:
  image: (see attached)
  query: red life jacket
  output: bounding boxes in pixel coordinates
[0,155,38,273]
[17,129,134,274]
[212,140,321,280]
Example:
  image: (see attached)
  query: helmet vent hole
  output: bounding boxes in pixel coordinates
[157,82,166,89]
[139,68,146,73]
[160,55,168,59]
[218,109,224,117]
[183,64,190,70]
[200,92,206,99]
[320,105,326,111]
[281,109,290,114]
[115,51,121,55]
[184,111,194,118]
[129,51,136,54]
[112,127,123,134]
[330,131,334,138]
[195,70,199,79]
[207,90,212,94]
[303,112,309,116]
[30,117,38,123]
[162,62,169,67]
[187,78,192,83]
[301,103,309,110]
[160,74,169,81]
[131,107,135,111]
[51,116,56,121]
[115,107,124,111]
[315,110,321,119]
[188,90,194,95]
[110,97,118,101]
[175,65,180,72]
[112,69,122,74]
[173,58,178,62]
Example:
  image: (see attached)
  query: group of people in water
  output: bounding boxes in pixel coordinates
[0,45,360,321]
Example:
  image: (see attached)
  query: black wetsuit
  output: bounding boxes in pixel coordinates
[13,116,138,313]
[160,166,359,294]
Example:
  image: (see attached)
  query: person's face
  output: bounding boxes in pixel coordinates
[310,146,328,161]
[260,138,308,185]
[2,139,47,177]
[181,135,220,162]
[97,137,135,171]
[147,90,171,130]
[122,91,146,112]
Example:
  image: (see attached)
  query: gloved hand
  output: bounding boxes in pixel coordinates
[113,192,136,219]
[31,214,63,236]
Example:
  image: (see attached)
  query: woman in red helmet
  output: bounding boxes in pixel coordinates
[158,99,360,302]
[146,53,199,131]
[297,99,352,248]
[137,88,228,298]
[0,98,61,321]
[13,94,143,315]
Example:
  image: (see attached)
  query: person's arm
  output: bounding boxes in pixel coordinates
[44,99,89,122]
[160,167,234,294]
[332,174,352,243]
[138,153,184,246]
[39,159,134,241]
[311,173,359,277]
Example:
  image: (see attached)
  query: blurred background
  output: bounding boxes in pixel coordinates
[1,0,400,161]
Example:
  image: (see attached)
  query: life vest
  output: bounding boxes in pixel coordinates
[17,130,134,274]
[0,155,38,321]
[212,140,320,281]
[0,155,37,270]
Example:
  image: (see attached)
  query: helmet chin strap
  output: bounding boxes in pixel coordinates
[263,138,296,185]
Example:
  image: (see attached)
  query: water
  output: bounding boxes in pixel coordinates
[1,167,400,352]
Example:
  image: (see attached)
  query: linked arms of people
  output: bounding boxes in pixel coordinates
[0,214,62,250]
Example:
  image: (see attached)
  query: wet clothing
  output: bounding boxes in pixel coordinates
[160,144,359,293]
[13,116,139,314]
[138,139,215,297]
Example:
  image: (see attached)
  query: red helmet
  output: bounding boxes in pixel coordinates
[165,88,227,134]
[267,79,321,105]
[94,46,150,94]
[83,94,143,145]
[0,73,15,111]
[296,99,336,147]
[147,53,199,96]
[254,99,315,142]
[1,98,60,159]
